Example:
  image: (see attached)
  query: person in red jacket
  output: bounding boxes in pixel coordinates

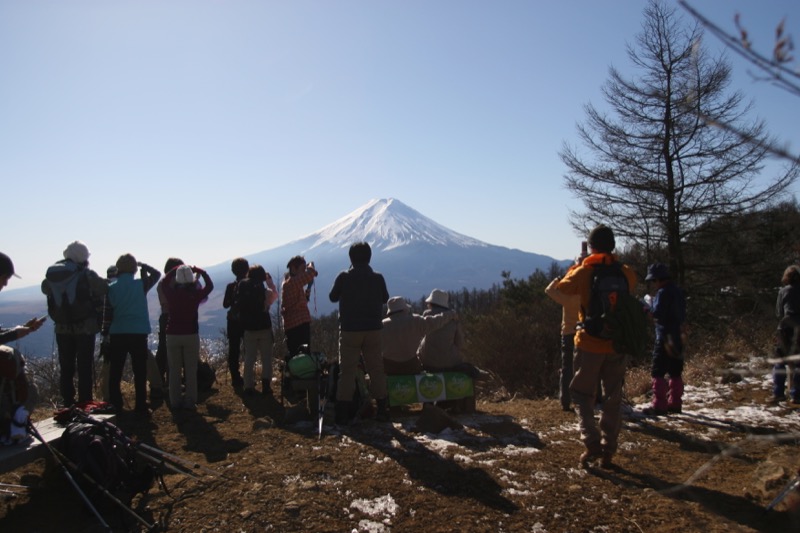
[281,256,318,358]
[161,264,213,411]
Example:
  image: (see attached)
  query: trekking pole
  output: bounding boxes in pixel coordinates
[48,441,157,531]
[133,448,203,480]
[27,420,112,532]
[317,357,329,440]
[763,470,800,514]
[137,442,227,480]
[0,482,31,490]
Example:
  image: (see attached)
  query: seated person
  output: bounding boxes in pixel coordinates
[417,289,483,379]
[382,296,456,375]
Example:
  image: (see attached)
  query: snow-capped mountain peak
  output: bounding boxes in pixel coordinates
[303,198,487,251]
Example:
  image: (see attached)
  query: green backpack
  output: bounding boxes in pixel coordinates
[287,353,319,379]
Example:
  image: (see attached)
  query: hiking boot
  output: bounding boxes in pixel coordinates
[335,401,352,426]
[642,406,668,416]
[667,405,682,414]
[768,395,786,405]
[600,452,614,469]
[375,398,390,423]
[134,405,153,417]
[580,450,602,469]
[580,443,603,468]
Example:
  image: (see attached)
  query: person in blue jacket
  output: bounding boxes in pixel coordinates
[643,263,687,416]
[107,253,161,415]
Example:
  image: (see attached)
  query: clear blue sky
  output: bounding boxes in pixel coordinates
[2,1,798,289]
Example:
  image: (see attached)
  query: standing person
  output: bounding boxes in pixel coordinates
[98,265,118,402]
[771,265,800,404]
[41,241,108,407]
[545,248,587,412]
[329,242,390,424]
[555,224,637,468]
[643,263,687,416]
[161,264,214,411]
[1,252,45,443]
[222,257,249,388]
[382,296,456,375]
[237,265,278,396]
[281,256,318,357]
[155,257,184,394]
[107,254,161,415]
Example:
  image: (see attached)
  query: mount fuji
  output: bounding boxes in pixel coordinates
[196,198,567,327]
[0,198,569,356]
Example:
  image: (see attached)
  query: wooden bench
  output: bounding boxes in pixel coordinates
[387,372,475,412]
[0,414,115,475]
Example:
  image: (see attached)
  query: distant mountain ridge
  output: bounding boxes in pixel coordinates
[1,198,569,357]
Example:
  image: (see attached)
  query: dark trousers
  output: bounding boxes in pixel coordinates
[560,334,575,409]
[285,322,311,359]
[154,313,169,385]
[56,333,96,405]
[108,333,149,410]
[651,337,684,378]
[227,320,244,379]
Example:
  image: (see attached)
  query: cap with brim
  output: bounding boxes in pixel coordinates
[645,263,670,281]
[0,252,20,278]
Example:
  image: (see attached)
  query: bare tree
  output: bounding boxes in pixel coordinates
[678,1,800,165]
[560,0,798,285]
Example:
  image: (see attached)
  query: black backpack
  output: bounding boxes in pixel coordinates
[45,261,96,324]
[59,419,155,503]
[583,261,630,339]
[236,279,270,331]
[583,261,648,356]
[197,360,217,392]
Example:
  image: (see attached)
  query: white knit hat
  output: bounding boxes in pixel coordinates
[63,241,90,263]
[175,265,194,284]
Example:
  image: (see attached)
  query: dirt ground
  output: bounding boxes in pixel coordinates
[2,368,800,533]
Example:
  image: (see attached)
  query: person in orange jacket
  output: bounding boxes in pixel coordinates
[556,225,637,469]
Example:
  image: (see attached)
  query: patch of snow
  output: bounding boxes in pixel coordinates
[350,494,399,518]
[500,444,541,456]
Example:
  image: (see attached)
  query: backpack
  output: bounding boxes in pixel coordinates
[0,347,29,444]
[236,279,270,331]
[197,360,217,392]
[45,261,96,324]
[583,261,648,357]
[59,419,155,503]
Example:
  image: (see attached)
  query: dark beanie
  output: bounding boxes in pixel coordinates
[588,225,615,253]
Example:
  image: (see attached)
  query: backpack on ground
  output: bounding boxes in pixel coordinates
[197,359,216,393]
[583,261,648,357]
[59,418,155,503]
[45,261,96,324]
[0,346,29,445]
